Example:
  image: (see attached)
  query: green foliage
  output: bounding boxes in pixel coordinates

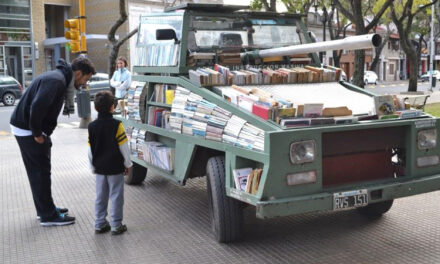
[250,0,263,10]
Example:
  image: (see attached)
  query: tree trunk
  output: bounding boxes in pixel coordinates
[407,51,418,92]
[353,49,366,86]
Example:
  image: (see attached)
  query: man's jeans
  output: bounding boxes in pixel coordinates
[15,136,58,221]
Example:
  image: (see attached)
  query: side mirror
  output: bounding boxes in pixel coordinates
[156,29,178,43]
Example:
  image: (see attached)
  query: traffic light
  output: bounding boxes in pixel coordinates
[64,19,81,53]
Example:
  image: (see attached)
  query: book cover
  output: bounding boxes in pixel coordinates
[374,95,395,116]
[233,168,252,191]
[252,103,272,120]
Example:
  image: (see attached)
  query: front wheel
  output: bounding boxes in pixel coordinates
[357,200,394,218]
[125,162,147,185]
[2,92,16,106]
[206,156,243,243]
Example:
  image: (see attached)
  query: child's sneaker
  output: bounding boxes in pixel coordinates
[40,213,75,226]
[111,224,127,235]
[95,223,111,234]
[37,207,69,220]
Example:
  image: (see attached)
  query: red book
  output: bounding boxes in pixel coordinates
[252,103,272,120]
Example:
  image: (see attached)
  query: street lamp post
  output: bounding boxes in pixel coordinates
[429,2,435,91]
[320,6,328,63]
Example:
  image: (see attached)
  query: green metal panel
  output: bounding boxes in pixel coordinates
[255,173,440,219]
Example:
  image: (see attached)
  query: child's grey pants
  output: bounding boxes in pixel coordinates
[95,173,124,229]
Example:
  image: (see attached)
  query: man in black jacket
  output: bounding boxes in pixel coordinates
[10,57,96,226]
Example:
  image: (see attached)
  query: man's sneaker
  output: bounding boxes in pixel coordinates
[40,213,75,226]
[37,207,69,220]
[95,223,111,234]
[111,224,127,235]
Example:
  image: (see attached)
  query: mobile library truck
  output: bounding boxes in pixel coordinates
[118,3,440,242]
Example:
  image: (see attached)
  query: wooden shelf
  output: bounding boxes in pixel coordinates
[148,101,171,108]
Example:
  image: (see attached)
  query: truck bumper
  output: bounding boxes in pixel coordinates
[255,174,440,219]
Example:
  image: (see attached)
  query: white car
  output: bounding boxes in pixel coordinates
[363,71,378,85]
[349,71,379,85]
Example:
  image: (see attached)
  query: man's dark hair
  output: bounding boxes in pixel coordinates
[94,91,114,113]
[71,57,96,75]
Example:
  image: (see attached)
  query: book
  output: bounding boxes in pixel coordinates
[374,95,395,116]
[322,106,352,117]
[252,103,272,120]
[233,168,252,191]
[303,103,324,118]
[251,169,263,195]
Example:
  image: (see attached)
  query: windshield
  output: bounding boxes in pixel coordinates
[189,15,302,51]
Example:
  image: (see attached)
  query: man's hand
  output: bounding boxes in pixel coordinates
[34,135,45,144]
[125,167,132,176]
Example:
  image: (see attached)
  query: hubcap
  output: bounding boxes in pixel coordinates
[4,94,14,105]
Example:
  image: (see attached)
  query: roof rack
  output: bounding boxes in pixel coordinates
[165,3,249,13]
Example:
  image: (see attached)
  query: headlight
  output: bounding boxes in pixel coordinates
[290,140,316,164]
[418,129,437,150]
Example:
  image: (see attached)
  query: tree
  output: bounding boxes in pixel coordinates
[108,0,138,94]
[250,0,277,11]
[389,0,438,92]
[333,0,393,88]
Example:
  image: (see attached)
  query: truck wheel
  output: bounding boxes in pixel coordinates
[125,163,147,185]
[2,92,15,106]
[357,200,394,218]
[206,156,243,243]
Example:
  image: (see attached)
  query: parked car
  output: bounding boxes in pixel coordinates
[0,76,22,106]
[86,73,110,98]
[420,70,440,82]
[363,71,378,84]
[349,71,379,85]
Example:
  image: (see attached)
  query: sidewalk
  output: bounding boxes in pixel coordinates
[1,122,440,263]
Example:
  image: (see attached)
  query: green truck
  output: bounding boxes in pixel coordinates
[117,4,440,243]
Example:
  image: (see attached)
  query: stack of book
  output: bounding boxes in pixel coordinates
[142,141,175,171]
[134,43,179,67]
[169,86,265,151]
[187,52,215,67]
[218,52,241,65]
[188,64,342,87]
[128,128,146,160]
[233,167,263,194]
[126,82,147,123]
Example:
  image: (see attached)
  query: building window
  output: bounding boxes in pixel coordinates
[389,63,394,74]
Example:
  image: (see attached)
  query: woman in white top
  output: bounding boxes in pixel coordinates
[110,56,131,113]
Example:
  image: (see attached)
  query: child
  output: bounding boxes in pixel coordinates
[88,91,132,235]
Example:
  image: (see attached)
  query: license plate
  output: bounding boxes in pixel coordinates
[333,189,368,210]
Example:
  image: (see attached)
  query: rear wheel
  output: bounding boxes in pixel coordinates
[206,156,243,243]
[125,162,147,185]
[357,200,394,218]
[2,92,15,106]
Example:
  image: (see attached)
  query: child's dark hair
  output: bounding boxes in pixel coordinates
[71,56,97,75]
[94,91,114,113]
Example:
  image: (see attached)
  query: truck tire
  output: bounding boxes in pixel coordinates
[125,163,147,185]
[357,199,394,218]
[206,156,243,243]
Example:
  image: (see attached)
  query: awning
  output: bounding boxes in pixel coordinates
[42,34,119,47]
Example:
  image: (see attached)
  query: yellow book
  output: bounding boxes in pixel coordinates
[251,169,263,195]
[165,90,175,105]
